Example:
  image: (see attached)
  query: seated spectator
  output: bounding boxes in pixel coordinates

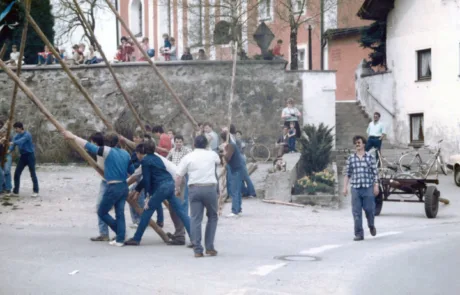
[37,45,53,65]
[180,47,193,60]
[197,49,208,60]
[58,47,66,60]
[276,126,289,157]
[114,45,123,63]
[70,44,84,65]
[272,39,284,60]
[138,37,150,61]
[163,37,177,61]
[5,44,22,66]
[160,33,171,61]
[85,45,98,64]
[120,36,135,62]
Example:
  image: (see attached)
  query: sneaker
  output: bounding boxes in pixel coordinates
[129,224,138,229]
[353,236,364,241]
[194,253,204,258]
[226,213,239,218]
[109,240,124,247]
[10,193,19,198]
[370,227,377,237]
[206,249,218,256]
[90,235,110,242]
[31,193,39,198]
[124,238,140,246]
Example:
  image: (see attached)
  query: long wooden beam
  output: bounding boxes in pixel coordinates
[25,13,115,131]
[2,0,31,167]
[0,59,104,176]
[103,0,199,128]
[72,0,146,133]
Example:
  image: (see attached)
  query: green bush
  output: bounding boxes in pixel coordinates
[297,123,334,176]
[293,170,335,195]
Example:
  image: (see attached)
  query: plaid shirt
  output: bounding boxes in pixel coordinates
[167,146,192,166]
[346,152,379,188]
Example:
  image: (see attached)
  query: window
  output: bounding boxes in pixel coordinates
[298,48,306,69]
[410,113,424,143]
[188,0,204,46]
[130,0,143,37]
[292,0,305,14]
[258,0,272,21]
[417,49,431,80]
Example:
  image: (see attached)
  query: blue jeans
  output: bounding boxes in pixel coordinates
[365,137,382,165]
[129,188,145,224]
[14,152,39,194]
[351,187,375,238]
[230,168,243,214]
[133,180,190,242]
[288,137,296,152]
[241,162,256,197]
[38,54,53,65]
[97,182,129,243]
[96,181,109,237]
[3,154,12,191]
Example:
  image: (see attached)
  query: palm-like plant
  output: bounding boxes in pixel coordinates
[297,123,334,176]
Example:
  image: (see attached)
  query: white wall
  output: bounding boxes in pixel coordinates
[355,60,395,143]
[384,0,460,156]
[300,71,337,148]
[53,0,117,59]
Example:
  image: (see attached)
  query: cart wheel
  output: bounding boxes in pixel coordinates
[375,188,383,216]
[454,166,460,187]
[424,186,440,219]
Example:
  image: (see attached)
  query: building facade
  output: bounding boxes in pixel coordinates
[357,0,460,156]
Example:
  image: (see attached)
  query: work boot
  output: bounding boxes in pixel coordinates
[370,226,377,237]
[194,253,204,258]
[124,238,140,246]
[353,236,364,241]
[90,235,110,242]
[205,249,218,256]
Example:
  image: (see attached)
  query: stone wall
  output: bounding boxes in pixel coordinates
[0,60,335,162]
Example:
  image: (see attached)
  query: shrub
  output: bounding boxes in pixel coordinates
[293,169,335,195]
[297,123,334,176]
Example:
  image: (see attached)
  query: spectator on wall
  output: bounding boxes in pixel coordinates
[120,36,135,62]
[5,44,22,66]
[272,39,283,59]
[197,49,208,60]
[160,33,171,61]
[70,44,84,65]
[85,45,99,64]
[181,47,193,60]
[37,45,53,65]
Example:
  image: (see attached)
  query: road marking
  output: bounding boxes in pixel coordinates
[225,289,248,295]
[250,263,287,276]
[368,231,402,239]
[299,244,343,255]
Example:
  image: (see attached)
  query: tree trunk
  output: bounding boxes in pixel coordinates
[290,27,298,70]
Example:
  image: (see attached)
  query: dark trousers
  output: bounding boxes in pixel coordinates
[365,136,382,165]
[351,187,375,238]
[288,137,296,152]
[38,54,53,65]
[14,152,39,194]
[284,121,301,138]
[97,182,129,243]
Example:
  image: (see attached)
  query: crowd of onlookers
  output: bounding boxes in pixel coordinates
[3,33,209,67]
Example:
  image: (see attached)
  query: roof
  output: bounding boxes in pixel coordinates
[357,0,395,21]
[324,26,368,40]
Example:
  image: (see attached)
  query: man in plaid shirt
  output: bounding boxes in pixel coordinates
[166,135,192,245]
[343,135,379,241]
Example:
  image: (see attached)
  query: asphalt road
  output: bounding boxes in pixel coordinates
[0,166,459,295]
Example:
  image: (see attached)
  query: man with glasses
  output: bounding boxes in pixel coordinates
[343,135,379,241]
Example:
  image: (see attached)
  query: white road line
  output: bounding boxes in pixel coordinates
[299,244,343,255]
[225,289,248,295]
[250,263,287,276]
[368,231,402,239]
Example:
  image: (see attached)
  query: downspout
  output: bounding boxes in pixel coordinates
[115,0,119,44]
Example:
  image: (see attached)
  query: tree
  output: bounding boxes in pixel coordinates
[359,21,387,69]
[3,0,55,64]
[53,0,109,47]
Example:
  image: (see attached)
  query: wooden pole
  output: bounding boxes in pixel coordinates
[0,59,104,176]
[25,13,115,131]
[72,0,146,133]
[0,43,7,60]
[103,0,198,128]
[2,0,31,167]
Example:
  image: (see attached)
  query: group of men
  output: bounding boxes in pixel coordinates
[59,121,255,257]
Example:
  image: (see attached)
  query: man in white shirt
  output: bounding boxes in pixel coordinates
[203,122,219,153]
[175,135,221,258]
[366,112,386,164]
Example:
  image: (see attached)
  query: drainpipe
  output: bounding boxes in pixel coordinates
[308,25,312,70]
[320,0,324,70]
[115,0,119,44]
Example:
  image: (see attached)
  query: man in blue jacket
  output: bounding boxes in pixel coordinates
[9,122,39,198]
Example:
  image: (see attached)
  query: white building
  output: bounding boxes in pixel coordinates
[52,0,117,59]
[356,0,460,156]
